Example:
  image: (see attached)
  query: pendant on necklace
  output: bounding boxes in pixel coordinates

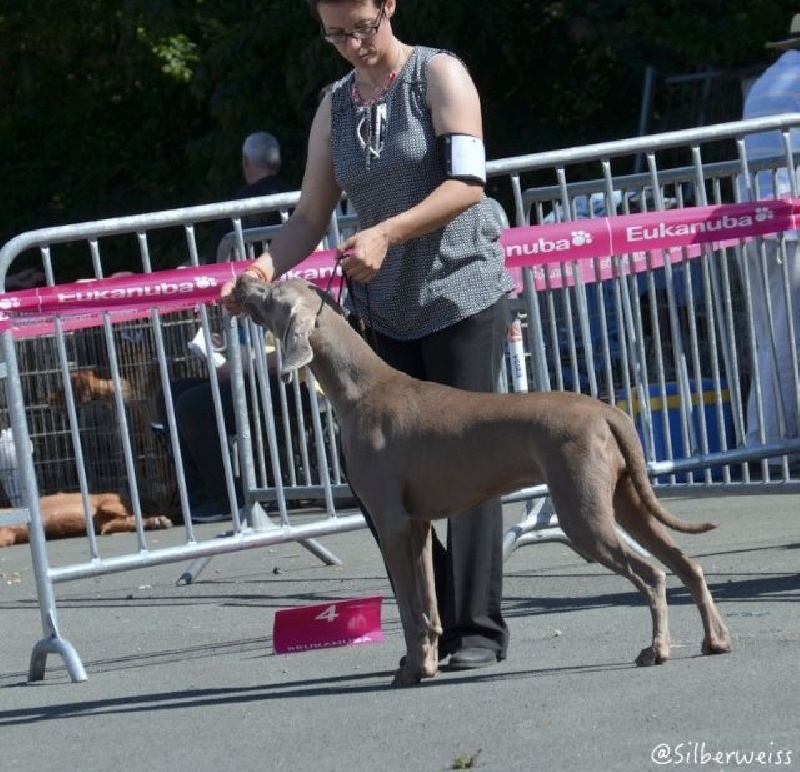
[356,101,388,168]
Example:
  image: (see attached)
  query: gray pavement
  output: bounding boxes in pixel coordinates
[0,494,798,772]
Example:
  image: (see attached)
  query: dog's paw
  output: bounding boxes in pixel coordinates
[635,645,669,667]
[421,659,439,679]
[391,654,438,686]
[701,636,732,655]
[391,666,423,688]
[391,655,432,687]
[143,516,173,530]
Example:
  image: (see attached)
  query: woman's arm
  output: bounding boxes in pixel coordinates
[339,54,486,283]
[265,93,343,277]
[224,93,342,295]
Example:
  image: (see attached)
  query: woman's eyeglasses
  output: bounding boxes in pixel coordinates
[321,2,385,44]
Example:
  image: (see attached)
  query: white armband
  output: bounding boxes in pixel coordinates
[438,133,486,185]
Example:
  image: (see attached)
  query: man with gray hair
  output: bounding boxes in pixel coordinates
[163,131,294,523]
[242,131,281,180]
[213,131,290,262]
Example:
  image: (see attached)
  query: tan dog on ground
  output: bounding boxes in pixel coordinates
[47,370,133,409]
[233,276,733,687]
[0,492,172,547]
[47,358,178,516]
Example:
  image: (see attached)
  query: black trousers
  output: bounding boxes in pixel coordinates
[155,376,247,509]
[159,376,311,509]
[356,296,510,658]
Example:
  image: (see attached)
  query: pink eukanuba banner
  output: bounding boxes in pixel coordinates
[1,198,796,339]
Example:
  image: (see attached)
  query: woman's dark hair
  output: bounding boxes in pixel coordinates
[305,0,376,21]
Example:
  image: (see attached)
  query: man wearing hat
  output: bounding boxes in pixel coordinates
[739,14,800,467]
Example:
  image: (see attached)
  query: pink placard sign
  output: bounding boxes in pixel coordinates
[272,595,385,654]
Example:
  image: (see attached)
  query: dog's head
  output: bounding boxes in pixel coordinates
[232,275,321,381]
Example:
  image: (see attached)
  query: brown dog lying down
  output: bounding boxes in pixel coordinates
[0,492,172,547]
[233,276,733,686]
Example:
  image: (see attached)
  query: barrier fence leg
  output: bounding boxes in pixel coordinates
[3,331,88,683]
[244,500,343,567]
[298,537,343,565]
[175,502,342,586]
[29,611,88,683]
[503,496,650,562]
[503,496,570,561]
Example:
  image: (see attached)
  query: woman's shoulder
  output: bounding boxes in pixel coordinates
[414,45,453,58]
[422,49,473,92]
[414,46,470,78]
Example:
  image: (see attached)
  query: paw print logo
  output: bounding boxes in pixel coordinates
[571,230,592,246]
[347,613,367,631]
[0,297,22,311]
[755,207,773,222]
[195,276,217,289]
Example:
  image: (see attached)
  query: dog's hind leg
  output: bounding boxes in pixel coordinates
[550,480,672,667]
[93,495,173,535]
[376,513,441,687]
[613,478,731,658]
[99,516,173,535]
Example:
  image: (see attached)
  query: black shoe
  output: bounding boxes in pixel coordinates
[445,648,500,671]
[190,500,230,523]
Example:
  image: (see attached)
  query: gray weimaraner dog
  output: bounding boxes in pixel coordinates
[232,275,732,686]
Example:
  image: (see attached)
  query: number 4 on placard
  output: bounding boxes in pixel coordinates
[315,604,339,623]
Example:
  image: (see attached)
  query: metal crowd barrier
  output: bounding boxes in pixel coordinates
[3,113,800,682]
[489,113,800,554]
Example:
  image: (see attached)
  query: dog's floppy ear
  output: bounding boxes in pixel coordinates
[233,276,317,381]
[278,296,315,380]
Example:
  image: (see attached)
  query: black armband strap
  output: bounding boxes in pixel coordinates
[438,133,486,185]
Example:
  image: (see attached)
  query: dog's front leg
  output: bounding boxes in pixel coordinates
[411,519,441,679]
[376,514,440,687]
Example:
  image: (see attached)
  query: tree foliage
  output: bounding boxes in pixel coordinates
[0,0,794,269]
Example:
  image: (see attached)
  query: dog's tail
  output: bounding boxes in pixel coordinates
[608,408,717,534]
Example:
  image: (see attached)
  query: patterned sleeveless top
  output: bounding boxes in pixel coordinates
[330,45,514,341]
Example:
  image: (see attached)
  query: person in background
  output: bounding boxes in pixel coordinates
[739,14,800,467]
[3,267,46,290]
[222,0,513,671]
[155,354,313,524]
[212,131,291,262]
[163,132,298,522]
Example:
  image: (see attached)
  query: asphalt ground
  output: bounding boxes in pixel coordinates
[1,493,798,772]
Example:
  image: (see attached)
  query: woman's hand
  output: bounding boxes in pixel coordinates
[338,226,390,283]
[220,260,274,313]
